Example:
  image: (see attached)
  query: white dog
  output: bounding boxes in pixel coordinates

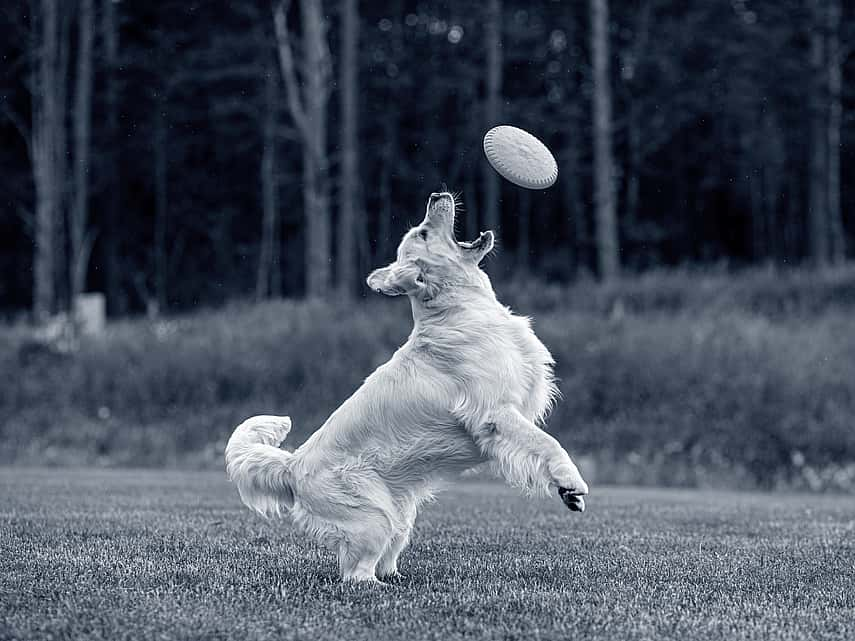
[225,192,589,583]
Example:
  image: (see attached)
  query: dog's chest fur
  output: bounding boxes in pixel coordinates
[410,301,558,428]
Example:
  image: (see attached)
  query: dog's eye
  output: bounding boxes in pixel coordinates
[418,229,428,241]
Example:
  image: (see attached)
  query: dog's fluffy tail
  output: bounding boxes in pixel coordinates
[225,415,295,519]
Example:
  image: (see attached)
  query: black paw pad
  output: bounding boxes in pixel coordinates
[559,487,586,512]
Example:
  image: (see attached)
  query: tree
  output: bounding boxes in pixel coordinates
[808,0,829,265]
[100,0,122,313]
[827,0,845,263]
[620,0,651,236]
[801,0,847,266]
[31,0,61,322]
[153,97,169,313]
[256,56,282,300]
[590,0,619,279]
[483,0,502,238]
[70,0,95,304]
[273,0,332,298]
[337,0,360,297]
[53,7,71,311]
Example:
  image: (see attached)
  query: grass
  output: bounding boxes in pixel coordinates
[1,468,853,641]
[2,266,855,489]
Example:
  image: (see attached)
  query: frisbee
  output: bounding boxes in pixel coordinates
[483,125,558,190]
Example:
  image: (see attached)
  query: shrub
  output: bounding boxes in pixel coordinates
[2,266,854,490]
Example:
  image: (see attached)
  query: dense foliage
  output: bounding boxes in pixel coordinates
[1,1,854,313]
[3,268,854,489]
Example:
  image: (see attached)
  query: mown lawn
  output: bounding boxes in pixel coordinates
[1,468,853,641]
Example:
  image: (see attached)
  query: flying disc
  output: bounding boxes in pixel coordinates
[483,125,558,190]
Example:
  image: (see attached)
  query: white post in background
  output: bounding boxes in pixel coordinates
[73,292,106,336]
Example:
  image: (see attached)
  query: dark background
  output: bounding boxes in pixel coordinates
[1,0,853,313]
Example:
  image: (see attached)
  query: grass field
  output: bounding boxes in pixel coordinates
[1,468,853,640]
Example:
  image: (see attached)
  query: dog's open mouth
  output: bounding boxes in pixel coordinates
[457,231,490,251]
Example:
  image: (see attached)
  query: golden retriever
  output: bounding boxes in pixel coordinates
[225,191,589,583]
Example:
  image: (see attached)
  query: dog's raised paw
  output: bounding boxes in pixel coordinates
[558,487,586,512]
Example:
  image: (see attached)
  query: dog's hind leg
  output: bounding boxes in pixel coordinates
[338,533,388,583]
[334,478,400,583]
[474,405,588,509]
[375,501,417,580]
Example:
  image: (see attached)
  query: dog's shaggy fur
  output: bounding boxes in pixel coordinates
[226,192,589,583]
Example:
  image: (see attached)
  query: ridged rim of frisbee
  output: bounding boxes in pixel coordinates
[483,125,558,190]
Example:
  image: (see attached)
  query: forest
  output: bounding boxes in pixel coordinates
[1,0,852,317]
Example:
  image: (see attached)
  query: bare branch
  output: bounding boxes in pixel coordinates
[272,0,307,139]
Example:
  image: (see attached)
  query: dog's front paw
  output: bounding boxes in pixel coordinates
[558,487,586,512]
[551,462,589,496]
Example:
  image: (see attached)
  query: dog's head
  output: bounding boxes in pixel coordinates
[366,192,495,301]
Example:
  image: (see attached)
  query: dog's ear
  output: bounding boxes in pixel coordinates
[458,230,495,264]
[366,261,427,297]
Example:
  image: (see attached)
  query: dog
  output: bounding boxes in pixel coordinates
[225,191,589,583]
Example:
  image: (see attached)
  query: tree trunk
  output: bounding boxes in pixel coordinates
[761,114,781,263]
[625,99,640,241]
[301,0,331,297]
[483,0,502,238]
[154,106,168,313]
[54,6,71,311]
[808,0,828,265]
[256,61,280,301]
[623,0,648,256]
[101,0,122,314]
[590,0,619,280]
[71,0,94,303]
[826,0,845,263]
[739,125,764,261]
[31,0,59,323]
[337,0,359,297]
[273,0,331,298]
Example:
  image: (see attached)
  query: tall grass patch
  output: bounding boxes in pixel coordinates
[2,267,854,489]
